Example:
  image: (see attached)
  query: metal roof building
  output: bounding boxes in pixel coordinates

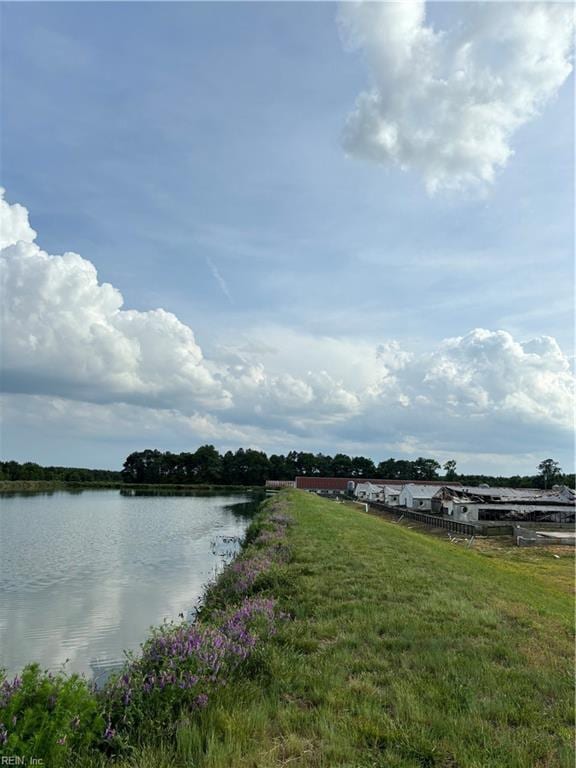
[294,477,459,492]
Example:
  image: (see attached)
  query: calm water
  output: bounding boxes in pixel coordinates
[0,490,259,682]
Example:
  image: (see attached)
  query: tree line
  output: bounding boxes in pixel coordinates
[1,452,570,489]
[0,461,121,483]
[120,447,573,489]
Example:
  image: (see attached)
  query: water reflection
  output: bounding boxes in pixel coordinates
[119,487,263,497]
[0,490,59,498]
[0,489,261,680]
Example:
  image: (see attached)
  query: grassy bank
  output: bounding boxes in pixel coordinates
[3,491,573,767]
[114,490,573,768]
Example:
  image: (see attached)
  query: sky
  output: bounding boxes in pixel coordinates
[1,1,574,475]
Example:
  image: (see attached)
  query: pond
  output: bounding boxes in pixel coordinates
[0,489,262,683]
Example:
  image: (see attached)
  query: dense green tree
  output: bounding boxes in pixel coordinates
[192,445,223,483]
[332,453,353,477]
[443,459,458,481]
[19,462,44,480]
[351,456,376,478]
[413,457,441,481]
[221,451,236,484]
[313,453,333,476]
[396,460,418,480]
[294,452,316,476]
[243,449,270,485]
[537,459,562,490]
[0,461,120,483]
[160,452,181,482]
[284,451,299,479]
[268,454,288,480]
[225,448,270,485]
[376,459,398,479]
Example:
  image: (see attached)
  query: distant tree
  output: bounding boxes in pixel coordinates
[0,459,114,484]
[376,458,399,479]
[295,452,316,476]
[6,450,571,491]
[221,448,267,486]
[122,451,144,483]
[388,459,417,480]
[221,451,237,483]
[161,452,181,482]
[19,462,44,481]
[413,457,441,481]
[121,449,165,483]
[268,454,288,480]
[537,459,562,490]
[192,444,223,484]
[351,456,376,478]
[332,453,353,477]
[313,453,333,476]
[184,452,200,481]
[232,448,270,485]
[285,451,299,479]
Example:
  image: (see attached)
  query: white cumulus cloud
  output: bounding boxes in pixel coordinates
[1,191,573,466]
[418,328,574,428]
[0,189,229,411]
[340,1,575,193]
[0,192,363,425]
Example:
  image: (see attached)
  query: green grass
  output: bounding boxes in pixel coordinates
[93,490,574,768]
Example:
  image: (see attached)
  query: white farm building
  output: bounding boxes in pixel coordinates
[354,482,385,501]
[399,483,462,511]
[399,484,443,511]
[382,485,402,506]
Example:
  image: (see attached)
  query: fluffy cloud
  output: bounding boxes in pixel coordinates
[1,191,573,467]
[420,329,574,429]
[212,363,359,438]
[340,1,575,193]
[0,189,37,249]
[0,190,229,411]
[215,325,574,448]
[0,192,361,425]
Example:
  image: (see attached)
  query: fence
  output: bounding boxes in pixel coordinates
[367,502,512,537]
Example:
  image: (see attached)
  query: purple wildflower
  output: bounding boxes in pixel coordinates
[99,503,294,736]
[269,513,293,526]
[0,675,22,709]
[194,693,208,708]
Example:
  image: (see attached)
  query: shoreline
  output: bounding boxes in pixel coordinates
[0,480,265,492]
[0,492,289,764]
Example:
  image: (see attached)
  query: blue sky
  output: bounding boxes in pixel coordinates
[1,2,574,474]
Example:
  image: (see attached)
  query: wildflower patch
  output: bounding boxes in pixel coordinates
[0,495,294,765]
